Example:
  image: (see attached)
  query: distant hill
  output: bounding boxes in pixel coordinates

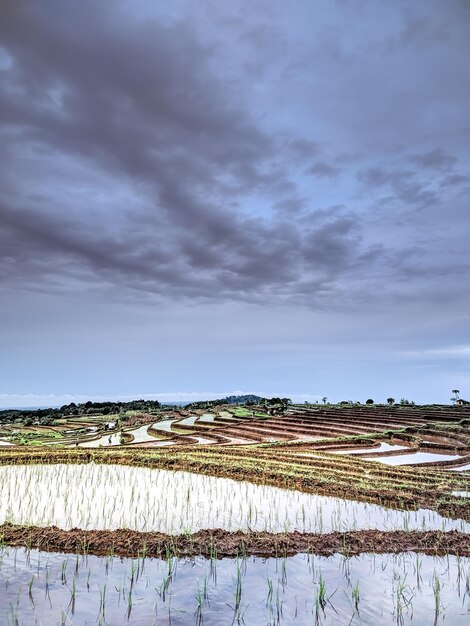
[186,394,265,409]
[221,394,265,405]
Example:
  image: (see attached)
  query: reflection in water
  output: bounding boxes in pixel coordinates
[79,432,121,447]
[198,413,217,422]
[0,548,469,625]
[0,463,468,533]
[332,442,409,455]
[366,452,461,465]
[451,464,470,472]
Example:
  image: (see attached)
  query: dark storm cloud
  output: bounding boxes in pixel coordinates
[305,162,342,179]
[410,149,458,171]
[356,166,440,208]
[0,0,469,310]
[0,0,380,304]
[439,173,470,189]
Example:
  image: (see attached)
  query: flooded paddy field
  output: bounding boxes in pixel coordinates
[0,463,468,534]
[365,452,463,465]
[331,443,409,455]
[0,546,469,625]
[0,403,468,623]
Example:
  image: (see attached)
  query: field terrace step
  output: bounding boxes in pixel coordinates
[198,416,247,426]
[287,405,470,424]
[286,411,430,425]
[284,411,429,427]
[266,415,412,433]
[217,418,356,436]
[210,417,339,439]
[148,417,268,444]
[153,422,234,445]
[166,446,470,498]
[200,424,282,443]
[416,425,470,437]
[195,444,468,482]
[207,424,293,442]
[224,411,262,420]
[273,421,392,437]
[281,415,460,436]
[260,422,378,439]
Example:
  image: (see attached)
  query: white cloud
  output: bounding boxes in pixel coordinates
[0,390,325,409]
[402,345,470,358]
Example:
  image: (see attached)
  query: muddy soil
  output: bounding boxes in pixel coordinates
[1,524,468,559]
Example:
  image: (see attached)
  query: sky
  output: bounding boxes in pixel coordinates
[1,0,469,408]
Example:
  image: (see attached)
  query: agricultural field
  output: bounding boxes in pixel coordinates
[0,403,469,624]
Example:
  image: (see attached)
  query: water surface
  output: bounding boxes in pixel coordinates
[0,547,468,625]
[0,463,467,533]
[366,452,461,466]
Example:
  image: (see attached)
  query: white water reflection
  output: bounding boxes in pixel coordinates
[198,413,217,422]
[451,464,470,472]
[1,548,469,626]
[79,432,121,448]
[332,442,409,455]
[452,490,470,497]
[366,452,461,465]
[177,415,198,426]
[150,419,176,433]
[0,464,467,533]
[190,436,215,444]
[126,423,166,443]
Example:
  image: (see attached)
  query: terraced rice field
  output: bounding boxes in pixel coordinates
[0,404,469,624]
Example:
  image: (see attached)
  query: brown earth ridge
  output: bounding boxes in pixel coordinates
[1,524,469,559]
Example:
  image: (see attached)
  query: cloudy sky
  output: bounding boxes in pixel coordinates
[1,0,469,407]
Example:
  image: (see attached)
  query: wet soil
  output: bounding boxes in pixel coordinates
[1,524,468,559]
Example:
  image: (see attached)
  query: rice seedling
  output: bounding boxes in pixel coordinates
[28,574,35,605]
[1,546,470,624]
[351,580,360,613]
[432,572,442,623]
[393,572,414,626]
[1,463,467,535]
[97,583,107,623]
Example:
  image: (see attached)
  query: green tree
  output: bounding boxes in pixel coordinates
[399,398,415,405]
[387,397,395,405]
